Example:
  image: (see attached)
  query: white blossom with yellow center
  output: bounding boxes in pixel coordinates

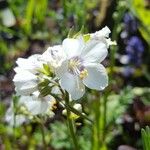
[55,27,110,100]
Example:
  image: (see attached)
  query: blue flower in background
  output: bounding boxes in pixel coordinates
[120,12,145,78]
[126,36,144,66]
[122,66,135,77]
[123,13,138,33]
[120,12,144,68]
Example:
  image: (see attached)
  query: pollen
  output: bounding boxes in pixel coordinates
[79,69,88,79]
[69,59,80,68]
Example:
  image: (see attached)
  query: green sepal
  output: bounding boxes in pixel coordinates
[38,79,50,87]
[39,86,52,97]
[43,64,52,76]
[73,26,84,38]
[67,27,75,38]
[38,64,53,76]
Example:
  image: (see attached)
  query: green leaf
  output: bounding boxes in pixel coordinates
[23,0,35,34]
[141,126,150,150]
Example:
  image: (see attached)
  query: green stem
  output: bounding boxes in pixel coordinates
[40,120,47,150]
[65,92,79,150]
[102,93,107,142]
[51,93,93,123]
[92,93,101,150]
[63,102,93,123]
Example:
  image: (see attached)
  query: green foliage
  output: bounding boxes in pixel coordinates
[131,0,150,46]
[141,126,150,150]
[0,102,6,119]
[50,121,72,149]
[50,121,92,150]
[23,0,48,34]
[107,86,134,125]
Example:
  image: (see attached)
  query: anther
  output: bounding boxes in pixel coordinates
[79,69,88,79]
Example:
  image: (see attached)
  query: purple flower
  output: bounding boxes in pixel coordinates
[123,13,138,33]
[126,36,144,66]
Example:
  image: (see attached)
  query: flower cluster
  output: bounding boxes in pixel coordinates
[126,36,144,66]
[120,12,144,67]
[123,12,138,34]
[6,27,112,125]
[119,12,144,77]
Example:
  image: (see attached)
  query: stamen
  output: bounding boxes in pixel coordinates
[68,57,88,80]
[79,69,88,80]
[69,59,81,69]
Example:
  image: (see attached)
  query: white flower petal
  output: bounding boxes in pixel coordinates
[15,81,38,95]
[82,41,108,63]
[13,69,37,82]
[81,40,98,56]
[24,99,49,115]
[55,60,68,78]
[16,58,31,69]
[95,26,111,38]
[16,54,43,72]
[42,45,63,61]
[60,72,85,100]
[21,95,55,115]
[90,26,111,42]
[13,69,38,95]
[42,45,66,69]
[83,63,108,90]
[62,38,83,58]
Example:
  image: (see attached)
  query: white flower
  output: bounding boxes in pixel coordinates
[42,45,65,68]
[90,26,111,39]
[90,26,116,47]
[13,54,44,96]
[13,68,38,95]
[5,93,56,126]
[56,36,109,100]
[22,91,56,116]
[16,54,43,73]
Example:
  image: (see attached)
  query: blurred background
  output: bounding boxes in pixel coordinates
[0,0,150,149]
